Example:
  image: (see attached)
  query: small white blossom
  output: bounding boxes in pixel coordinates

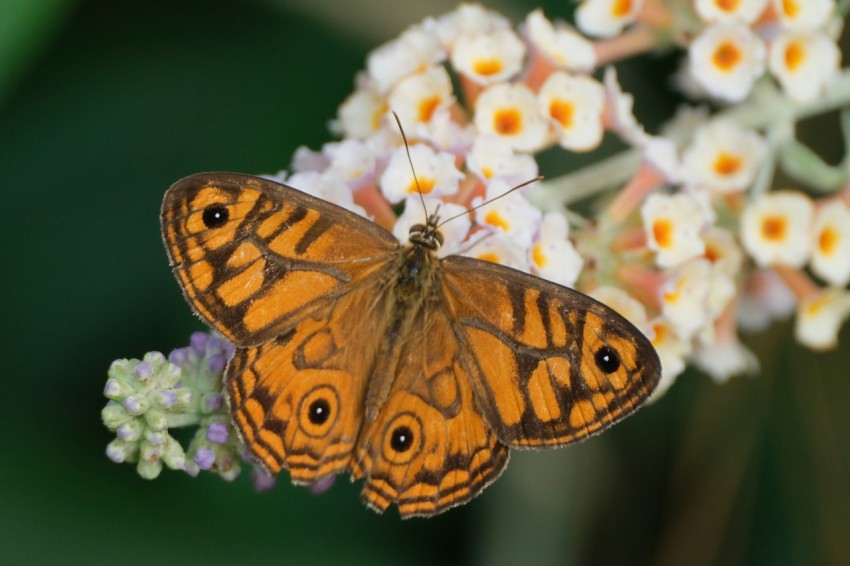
[324,139,376,189]
[795,288,850,350]
[681,121,768,193]
[472,179,543,248]
[660,259,713,338]
[474,83,550,152]
[575,0,644,38]
[694,0,768,23]
[334,84,386,139]
[589,286,653,337]
[529,212,584,286]
[768,31,841,103]
[741,190,814,267]
[464,230,531,272]
[285,171,367,217]
[525,9,596,72]
[379,144,463,203]
[388,65,454,135]
[642,193,708,268]
[738,269,797,331]
[425,3,510,49]
[538,72,605,152]
[367,26,445,93]
[466,135,539,183]
[451,29,526,86]
[688,22,767,102]
[773,0,835,32]
[692,332,759,383]
[649,318,692,399]
[810,200,850,287]
[702,227,744,277]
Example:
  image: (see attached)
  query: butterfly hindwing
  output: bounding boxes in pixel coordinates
[161,172,399,345]
[441,256,661,448]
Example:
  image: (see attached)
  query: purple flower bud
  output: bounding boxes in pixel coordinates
[158,390,178,409]
[203,393,223,413]
[134,362,153,380]
[194,448,216,470]
[308,474,336,495]
[206,422,229,444]
[190,332,209,355]
[207,353,227,374]
[168,347,188,366]
[251,468,277,492]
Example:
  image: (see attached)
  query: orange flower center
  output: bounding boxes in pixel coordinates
[651,323,666,345]
[714,0,740,12]
[407,178,436,194]
[484,210,511,231]
[611,0,632,17]
[785,40,805,72]
[549,99,574,128]
[474,59,503,77]
[704,244,720,263]
[652,219,674,249]
[713,42,742,72]
[532,244,547,268]
[819,226,839,256]
[713,152,742,176]
[477,252,501,264]
[782,0,800,18]
[481,166,493,179]
[761,215,787,242]
[417,96,441,123]
[493,108,522,136]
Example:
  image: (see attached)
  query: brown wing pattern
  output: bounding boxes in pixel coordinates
[441,256,661,448]
[350,298,509,518]
[161,173,399,345]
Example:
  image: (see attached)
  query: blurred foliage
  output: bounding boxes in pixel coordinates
[0,1,848,564]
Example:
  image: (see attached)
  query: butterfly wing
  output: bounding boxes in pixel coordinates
[161,172,399,345]
[162,172,401,481]
[351,296,509,518]
[441,256,661,448]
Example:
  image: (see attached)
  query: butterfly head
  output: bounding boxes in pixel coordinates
[408,212,444,251]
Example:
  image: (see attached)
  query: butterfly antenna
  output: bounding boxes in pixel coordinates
[392,111,430,226]
[436,175,543,229]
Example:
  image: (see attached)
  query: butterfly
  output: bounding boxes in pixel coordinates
[161,172,661,518]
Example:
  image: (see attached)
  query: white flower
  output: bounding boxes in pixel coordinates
[424,3,510,49]
[538,72,605,152]
[772,0,835,32]
[692,332,759,383]
[642,193,708,268]
[379,144,463,203]
[464,230,531,272]
[392,195,470,256]
[810,200,850,287]
[768,31,841,103]
[472,179,542,248]
[451,29,526,86]
[525,9,596,72]
[694,0,768,23]
[795,288,850,350]
[741,190,814,267]
[466,135,539,183]
[575,0,644,38]
[702,227,744,277]
[474,83,550,152]
[660,259,713,338]
[334,84,386,139]
[738,269,796,332]
[529,212,584,286]
[388,65,454,134]
[366,25,445,93]
[648,318,692,399]
[688,22,767,102]
[324,139,376,189]
[285,171,367,217]
[589,286,652,337]
[681,121,768,193]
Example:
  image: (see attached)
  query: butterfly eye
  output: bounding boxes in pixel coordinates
[594,345,621,374]
[202,204,229,228]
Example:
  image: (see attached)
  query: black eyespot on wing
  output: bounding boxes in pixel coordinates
[308,398,331,425]
[594,345,621,374]
[202,204,229,228]
[390,425,413,453]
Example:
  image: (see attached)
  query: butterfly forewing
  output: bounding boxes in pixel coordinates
[441,256,661,447]
[161,173,399,345]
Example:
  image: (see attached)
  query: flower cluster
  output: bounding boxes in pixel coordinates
[103,332,245,481]
[106,2,850,480]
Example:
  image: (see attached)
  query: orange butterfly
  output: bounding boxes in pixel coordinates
[161,172,660,517]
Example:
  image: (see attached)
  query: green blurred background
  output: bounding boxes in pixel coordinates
[1,0,848,564]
